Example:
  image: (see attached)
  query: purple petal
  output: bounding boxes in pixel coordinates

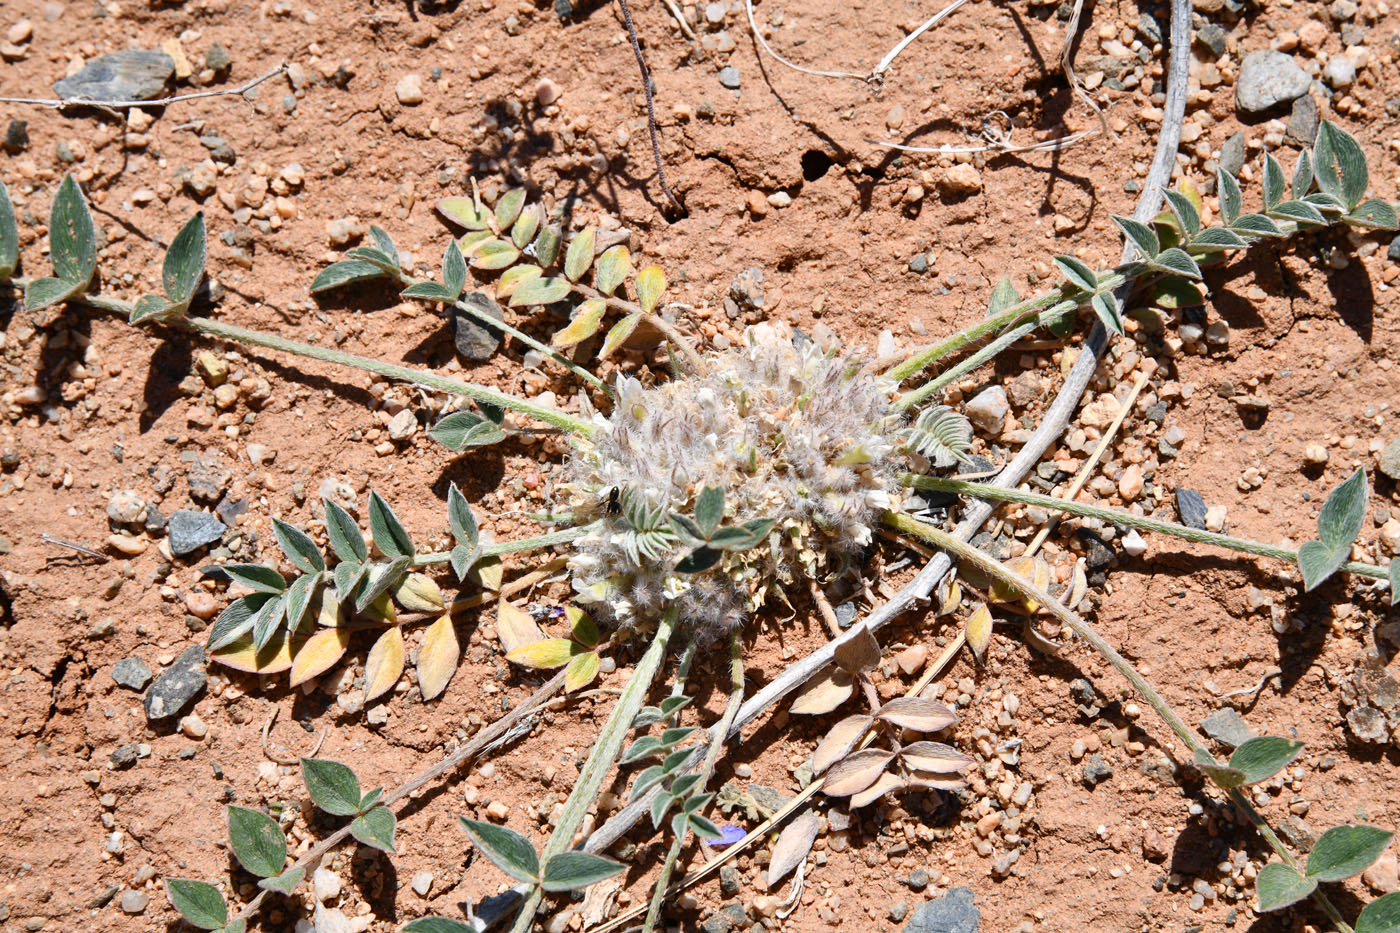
[707,824,747,848]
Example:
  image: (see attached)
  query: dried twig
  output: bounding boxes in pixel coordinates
[40,533,108,561]
[615,0,685,214]
[0,62,289,110]
[581,0,1193,863]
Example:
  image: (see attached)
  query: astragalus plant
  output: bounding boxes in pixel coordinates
[1,119,1397,933]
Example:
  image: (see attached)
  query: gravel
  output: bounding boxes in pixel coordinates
[144,646,207,722]
[111,658,152,691]
[904,886,980,933]
[453,292,505,361]
[1235,50,1312,113]
[52,50,174,102]
[168,510,227,556]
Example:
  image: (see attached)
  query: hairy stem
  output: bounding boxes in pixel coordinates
[885,511,1353,931]
[641,628,744,933]
[232,669,567,925]
[511,604,680,933]
[571,279,707,374]
[903,475,1392,583]
[54,288,595,435]
[412,523,594,567]
[897,316,1045,411]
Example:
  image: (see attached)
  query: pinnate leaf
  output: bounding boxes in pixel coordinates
[541,851,624,892]
[165,879,228,930]
[507,638,576,669]
[257,867,305,895]
[301,758,363,816]
[363,626,406,702]
[509,275,571,307]
[1306,825,1394,882]
[1313,120,1368,210]
[223,564,287,595]
[1053,255,1098,292]
[637,265,666,313]
[821,748,895,797]
[459,817,539,883]
[429,410,508,450]
[417,614,459,701]
[163,212,207,306]
[437,196,491,230]
[324,500,367,563]
[289,626,352,687]
[350,806,397,853]
[599,312,643,359]
[812,714,873,774]
[1300,467,1367,591]
[1256,862,1317,911]
[595,245,631,295]
[564,651,601,692]
[495,188,526,229]
[1228,736,1304,785]
[564,227,596,282]
[368,490,415,559]
[471,239,520,270]
[227,806,286,878]
[25,275,86,310]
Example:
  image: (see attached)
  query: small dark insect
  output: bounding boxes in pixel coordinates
[605,486,622,516]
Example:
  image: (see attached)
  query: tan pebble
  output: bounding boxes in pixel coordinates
[107,533,147,556]
[752,895,780,918]
[213,384,239,410]
[1118,464,1143,501]
[941,163,982,195]
[535,76,561,105]
[7,19,33,44]
[746,191,768,218]
[1204,505,1228,532]
[184,591,220,620]
[975,812,1002,836]
[1364,850,1400,894]
[895,644,927,675]
[179,713,207,740]
[485,800,510,822]
[1304,443,1328,465]
[396,73,424,105]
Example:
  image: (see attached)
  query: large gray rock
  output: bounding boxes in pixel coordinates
[905,886,979,933]
[1201,708,1255,748]
[1236,50,1312,113]
[452,292,503,361]
[53,50,174,103]
[168,509,226,556]
[145,646,206,722]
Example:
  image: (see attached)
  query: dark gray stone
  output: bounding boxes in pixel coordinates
[834,601,858,629]
[1175,488,1208,530]
[1082,753,1114,787]
[204,43,232,71]
[110,744,140,769]
[1144,401,1168,425]
[1378,437,1400,480]
[452,291,504,361]
[1135,13,1162,44]
[719,865,740,896]
[1201,708,1255,748]
[1196,23,1228,58]
[718,66,741,89]
[1077,529,1116,572]
[168,510,226,556]
[144,645,206,722]
[3,120,28,154]
[215,497,248,526]
[1236,50,1312,113]
[187,455,232,502]
[890,901,910,923]
[1389,235,1400,264]
[904,886,979,933]
[143,505,167,534]
[906,869,930,891]
[1218,132,1246,178]
[53,50,175,103]
[1287,95,1320,145]
[908,253,929,274]
[111,658,152,691]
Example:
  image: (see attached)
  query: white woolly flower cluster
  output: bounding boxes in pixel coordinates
[561,321,906,635]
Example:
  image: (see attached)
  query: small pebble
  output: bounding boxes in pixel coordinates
[411,871,434,896]
[396,73,424,104]
[119,890,148,914]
